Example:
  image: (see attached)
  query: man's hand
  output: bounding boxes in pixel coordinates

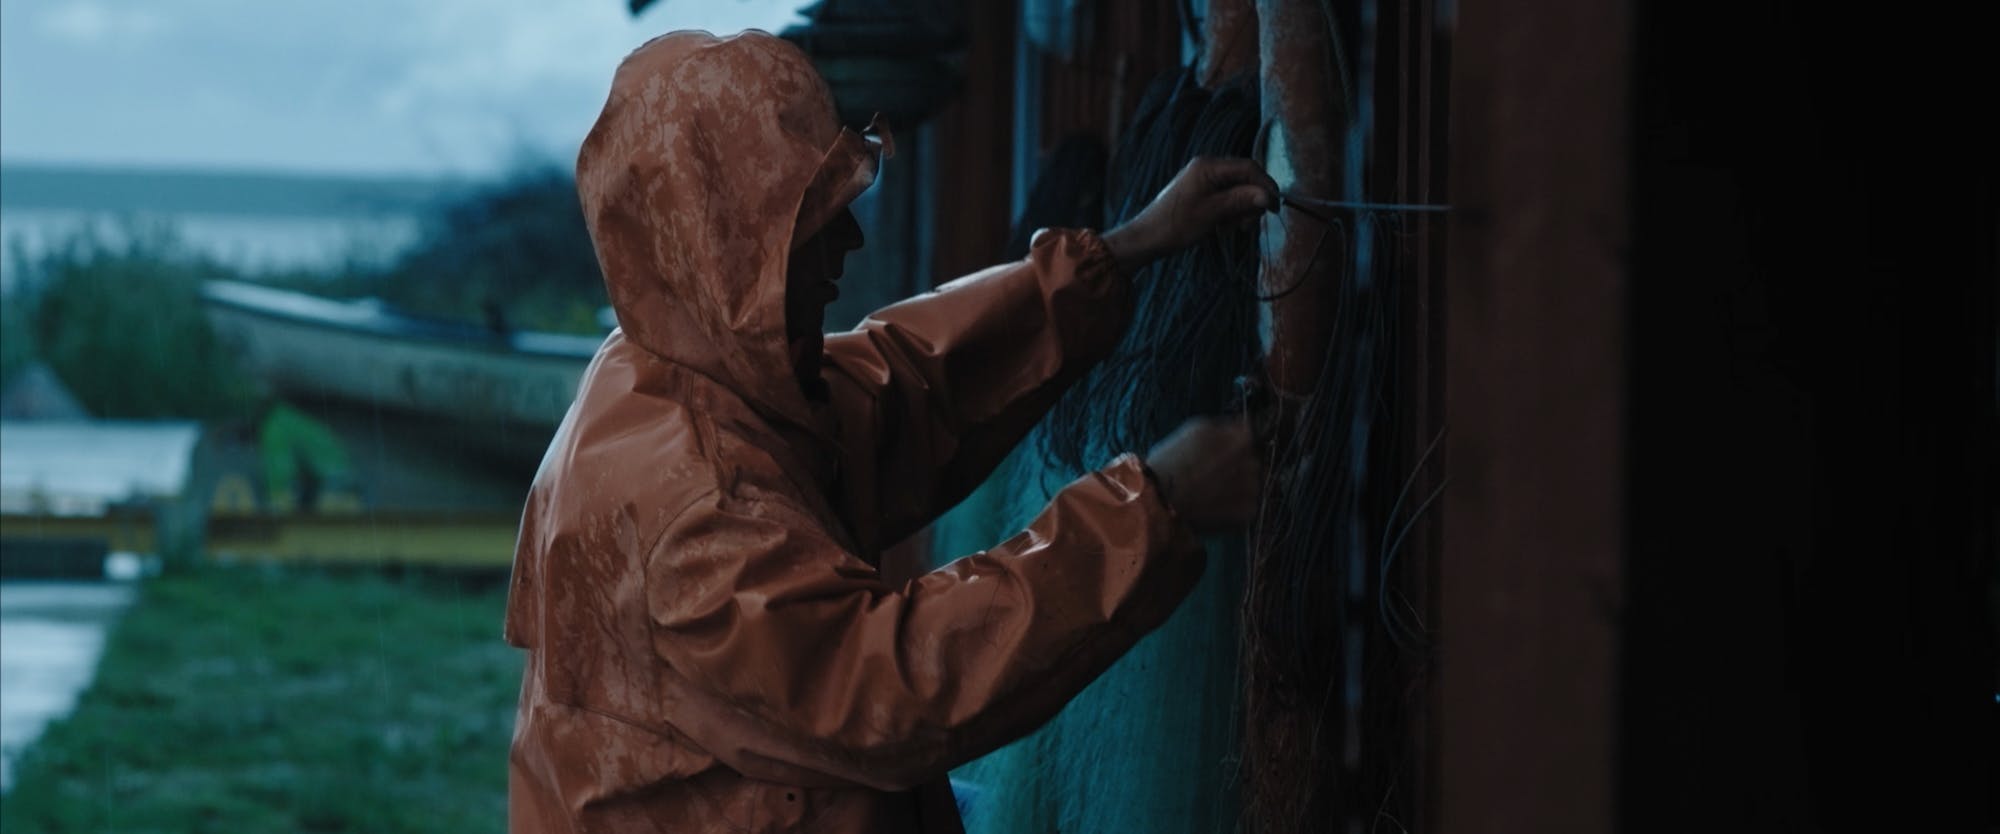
[1143,415,1263,536]
[1101,157,1279,274]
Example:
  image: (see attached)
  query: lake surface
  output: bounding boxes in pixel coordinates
[0,208,420,281]
[0,163,452,291]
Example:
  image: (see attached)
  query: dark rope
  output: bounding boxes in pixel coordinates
[1034,68,1264,475]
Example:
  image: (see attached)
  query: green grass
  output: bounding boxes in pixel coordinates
[0,567,523,833]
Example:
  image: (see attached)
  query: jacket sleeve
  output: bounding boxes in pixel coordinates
[644,454,1204,792]
[820,228,1130,544]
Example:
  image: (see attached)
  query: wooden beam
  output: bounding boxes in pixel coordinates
[926,0,1017,285]
[1439,0,1628,830]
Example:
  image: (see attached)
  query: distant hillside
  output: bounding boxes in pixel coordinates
[0,163,460,219]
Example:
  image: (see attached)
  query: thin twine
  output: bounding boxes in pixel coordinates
[1282,193,1451,216]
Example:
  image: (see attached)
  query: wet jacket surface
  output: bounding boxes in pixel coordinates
[503,31,1206,833]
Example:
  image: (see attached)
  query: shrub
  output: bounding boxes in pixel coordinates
[373,163,606,334]
[15,223,257,420]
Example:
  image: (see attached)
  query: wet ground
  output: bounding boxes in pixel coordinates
[0,581,135,791]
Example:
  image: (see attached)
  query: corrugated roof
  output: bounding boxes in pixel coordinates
[0,421,202,516]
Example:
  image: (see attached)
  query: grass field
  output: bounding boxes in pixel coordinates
[0,566,522,833]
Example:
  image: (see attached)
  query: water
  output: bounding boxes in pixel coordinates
[0,164,443,292]
[0,207,421,291]
[0,581,137,792]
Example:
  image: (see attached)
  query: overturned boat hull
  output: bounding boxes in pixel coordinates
[201,281,601,466]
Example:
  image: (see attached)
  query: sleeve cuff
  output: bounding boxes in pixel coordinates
[1103,453,1200,551]
[1027,227,1118,284]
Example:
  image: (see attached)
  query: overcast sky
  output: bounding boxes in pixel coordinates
[0,0,810,178]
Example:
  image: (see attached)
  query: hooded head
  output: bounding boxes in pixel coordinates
[577,30,889,425]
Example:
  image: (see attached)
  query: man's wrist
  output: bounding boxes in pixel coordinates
[1099,223,1165,276]
[1135,455,1177,509]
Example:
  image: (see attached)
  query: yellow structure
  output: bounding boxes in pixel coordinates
[204,512,519,568]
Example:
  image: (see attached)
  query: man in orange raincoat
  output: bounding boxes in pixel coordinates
[505,29,1277,833]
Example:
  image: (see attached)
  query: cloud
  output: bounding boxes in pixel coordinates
[365,0,811,172]
[377,0,810,107]
[39,1,166,45]
[3,0,812,175]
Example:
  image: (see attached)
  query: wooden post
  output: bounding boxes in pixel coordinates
[1255,0,1345,397]
[1439,0,1628,830]
[1243,2,1349,832]
[1198,0,1259,88]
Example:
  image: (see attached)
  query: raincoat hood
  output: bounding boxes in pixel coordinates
[577,30,889,427]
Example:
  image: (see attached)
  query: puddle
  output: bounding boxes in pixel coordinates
[0,581,136,791]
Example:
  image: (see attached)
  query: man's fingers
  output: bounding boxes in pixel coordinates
[1199,156,1263,181]
[1196,158,1281,214]
[1211,158,1279,203]
[1206,158,1279,193]
[1130,157,1279,256]
[1223,183,1276,219]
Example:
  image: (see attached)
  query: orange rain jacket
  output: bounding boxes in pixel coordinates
[504,30,1206,833]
